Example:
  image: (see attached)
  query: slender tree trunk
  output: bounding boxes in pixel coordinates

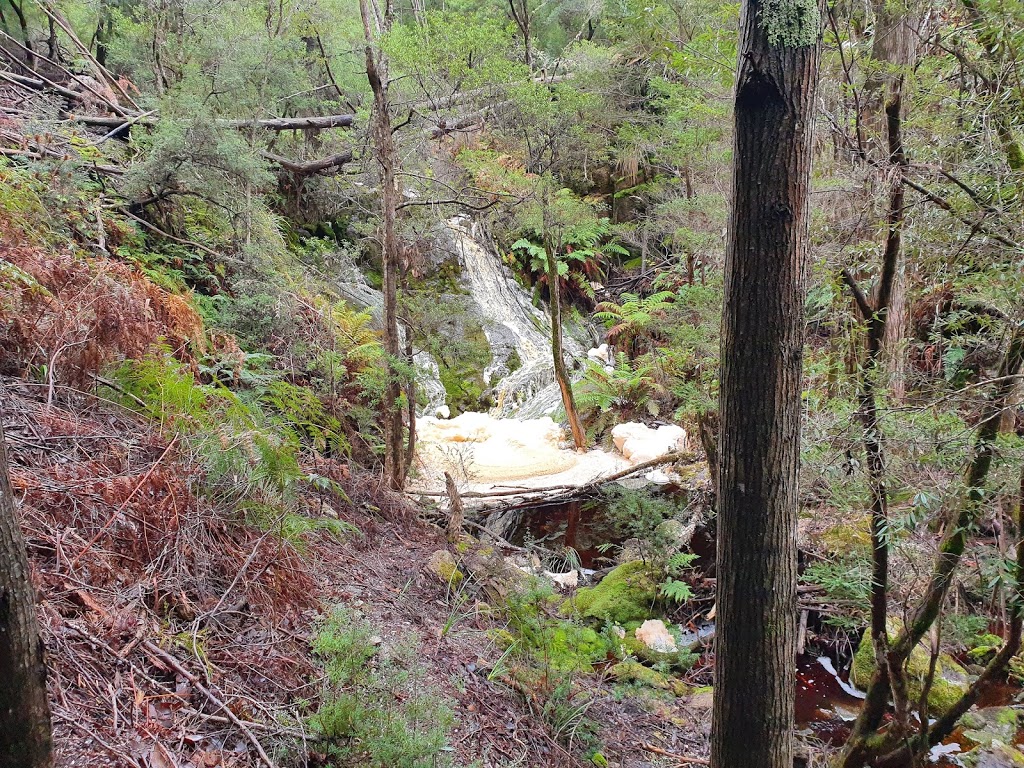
[361,0,406,490]
[0,420,53,768]
[862,2,918,403]
[841,326,1024,767]
[544,238,586,451]
[508,0,532,68]
[6,0,33,68]
[711,4,820,768]
[839,85,911,759]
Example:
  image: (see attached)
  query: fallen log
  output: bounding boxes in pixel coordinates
[65,112,356,131]
[409,451,691,500]
[260,148,354,175]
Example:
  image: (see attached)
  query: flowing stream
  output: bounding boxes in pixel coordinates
[332,215,588,419]
[440,215,586,417]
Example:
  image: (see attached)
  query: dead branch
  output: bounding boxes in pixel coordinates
[410,452,691,500]
[142,640,276,768]
[68,112,356,131]
[260,149,354,176]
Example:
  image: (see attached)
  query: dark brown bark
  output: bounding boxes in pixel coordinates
[361,0,406,490]
[711,4,820,768]
[0,420,53,768]
[543,237,586,451]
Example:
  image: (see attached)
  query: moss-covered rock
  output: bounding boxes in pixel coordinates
[609,660,690,696]
[958,743,1024,767]
[960,706,1022,746]
[850,618,970,715]
[426,550,464,587]
[958,712,1024,765]
[820,514,872,555]
[967,633,1004,664]
[568,560,660,624]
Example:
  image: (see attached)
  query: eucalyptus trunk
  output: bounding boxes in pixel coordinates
[711,2,821,767]
[361,0,407,490]
[1,420,53,768]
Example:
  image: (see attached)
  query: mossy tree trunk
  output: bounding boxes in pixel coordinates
[0,420,53,768]
[711,1,821,767]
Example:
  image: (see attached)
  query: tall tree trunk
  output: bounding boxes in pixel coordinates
[862,1,918,402]
[711,3,820,768]
[544,238,586,451]
[361,0,406,490]
[0,420,53,768]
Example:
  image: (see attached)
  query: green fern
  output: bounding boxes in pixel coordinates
[659,578,693,603]
[594,290,676,358]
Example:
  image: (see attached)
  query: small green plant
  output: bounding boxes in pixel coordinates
[310,608,457,767]
[575,354,662,436]
[802,555,872,630]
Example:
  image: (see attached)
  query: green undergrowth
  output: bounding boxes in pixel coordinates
[110,349,356,547]
[310,608,457,767]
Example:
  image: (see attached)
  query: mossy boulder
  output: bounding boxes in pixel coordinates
[610,660,690,696]
[426,550,464,587]
[960,706,1022,746]
[958,739,1024,768]
[568,560,661,625]
[967,634,1005,664]
[945,709,1023,768]
[820,514,872,555]
[545,624,611,671]
[850,618,970,715]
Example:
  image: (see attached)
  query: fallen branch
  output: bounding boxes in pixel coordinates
[67,112,356,132]
[409,452,691,499]
[260,148,354,176]
[119,210,241,264]
[142,640,276,768]
[641,743,710,765]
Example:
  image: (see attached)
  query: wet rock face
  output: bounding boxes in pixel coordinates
[442,218,586,418]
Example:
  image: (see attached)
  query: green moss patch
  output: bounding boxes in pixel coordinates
[568,560,661,625]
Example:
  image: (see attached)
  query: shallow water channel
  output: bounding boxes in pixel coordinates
[507,494,1024,765]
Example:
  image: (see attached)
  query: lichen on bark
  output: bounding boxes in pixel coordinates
[759,0,821,47]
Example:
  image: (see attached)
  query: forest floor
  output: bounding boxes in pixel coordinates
[5,377,712,768]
